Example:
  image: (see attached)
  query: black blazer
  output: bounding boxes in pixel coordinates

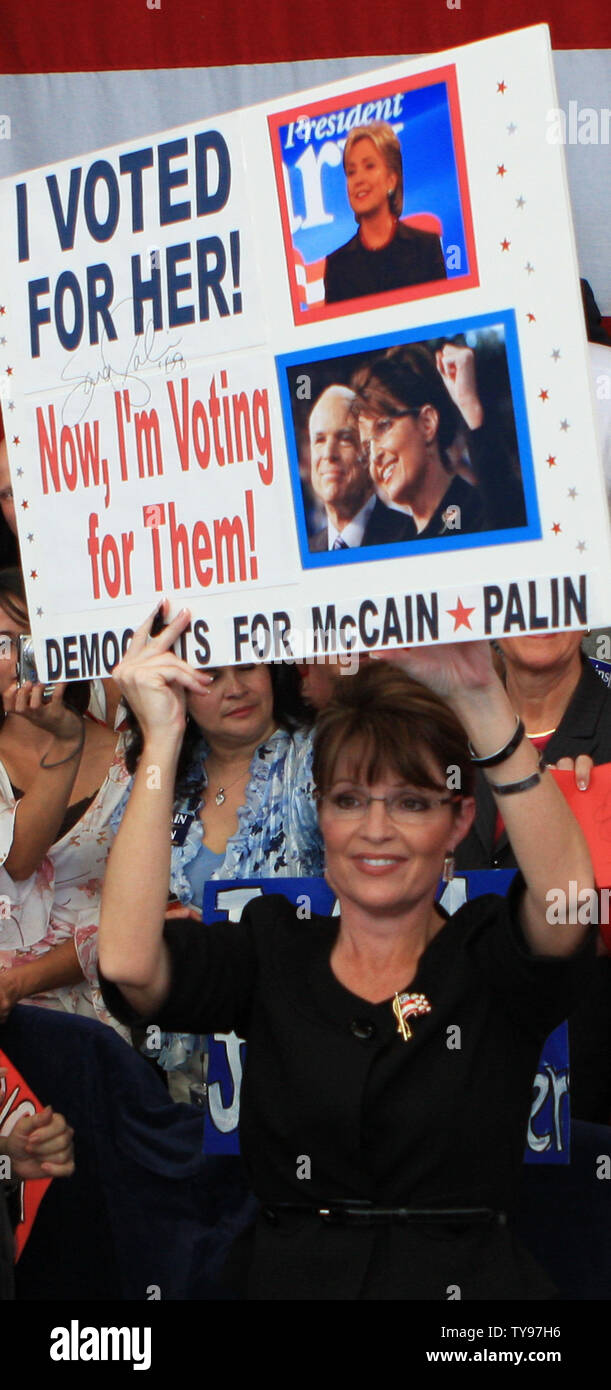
[309,496,413,552]
[100,889,591,1299]
[324,221,447,305]
[456,658,611,871]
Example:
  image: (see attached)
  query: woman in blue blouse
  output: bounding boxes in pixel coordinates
[114,620,322,1073]
[121,653,321,904]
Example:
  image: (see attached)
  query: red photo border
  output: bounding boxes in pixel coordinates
[268,64,479,327]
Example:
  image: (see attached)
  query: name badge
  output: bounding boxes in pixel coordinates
[171,794,200,846]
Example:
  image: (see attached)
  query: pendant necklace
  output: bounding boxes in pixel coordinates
[206,759,252,807]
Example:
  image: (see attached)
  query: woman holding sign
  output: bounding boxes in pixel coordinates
[115,619,321,1079]
[99,612,594,1300]
[120,629,321,908]
[323,123,447,306]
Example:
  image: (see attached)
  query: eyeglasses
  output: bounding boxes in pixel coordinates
[360,410,422,461]
[0,487,13,504]
[317,788,458,823]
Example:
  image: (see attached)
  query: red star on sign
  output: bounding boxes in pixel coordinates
[497,164,507,177]
[551,522,561,534]
[539,389,549,401]
[21,499,28,509]
[0,306,5,315]
[30,570,38,580]
[6,366,13,375]
[497,81,507,93]
[12,436,19,446]
[500,239,510,251]
[447,598,476,631]
[527,313,536,323]
[547,455,557,467]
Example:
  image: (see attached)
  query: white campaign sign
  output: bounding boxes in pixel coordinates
[0,25,609,677]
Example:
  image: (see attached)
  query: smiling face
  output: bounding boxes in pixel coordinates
[345,137,396,221]
[186,663,276,751]
[318,746,474,919]
[309,387,372,522]
[358,406,439,507]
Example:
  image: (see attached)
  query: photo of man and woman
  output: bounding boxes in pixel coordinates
[276,314,540,565]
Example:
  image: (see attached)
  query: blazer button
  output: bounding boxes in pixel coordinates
[350,1018,376,1041]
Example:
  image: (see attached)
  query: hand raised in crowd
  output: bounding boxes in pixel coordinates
[2,679,82,744]
[377,647,596,793]
[373,639,498,703]
[436,342,484,431]
[113,602,212,743]
[0,1090,74,1180]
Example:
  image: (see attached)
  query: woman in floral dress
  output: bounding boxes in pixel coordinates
[0,569,131,1036]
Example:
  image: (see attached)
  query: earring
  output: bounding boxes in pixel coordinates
[442,852,455,883]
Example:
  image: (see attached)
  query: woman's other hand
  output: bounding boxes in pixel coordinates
[1,1105,75,1180]
[113,604,211,742]
[164,902,203,922]
[436,344,484,430]
[2,680,82,743]
[551,755,594,792]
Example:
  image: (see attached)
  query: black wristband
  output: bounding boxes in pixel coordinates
[488,755,546,797]
[468,715,525,768]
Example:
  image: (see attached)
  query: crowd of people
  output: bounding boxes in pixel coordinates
[0,287,611,1300]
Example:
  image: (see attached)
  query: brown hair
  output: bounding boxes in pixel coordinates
[0,566,91,716]
[343,123,403,220]
[312,660,473,801]
[350,343,460,462]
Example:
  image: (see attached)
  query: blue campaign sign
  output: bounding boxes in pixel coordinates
[201,873,570,1164]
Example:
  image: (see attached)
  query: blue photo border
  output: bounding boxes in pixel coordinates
[275,308,541,569]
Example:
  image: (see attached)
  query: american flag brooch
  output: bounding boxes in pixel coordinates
[392,991,432,1042]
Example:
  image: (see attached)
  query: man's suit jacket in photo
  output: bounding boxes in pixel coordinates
[309,497,413,552]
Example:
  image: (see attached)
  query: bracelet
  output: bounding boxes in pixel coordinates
[40,722,85,769]
[488,755,546,797]
[468,715,525,768]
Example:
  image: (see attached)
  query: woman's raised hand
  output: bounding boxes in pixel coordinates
[113,603,211,740]
[373,640,498,704]
[435,343,484,431]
